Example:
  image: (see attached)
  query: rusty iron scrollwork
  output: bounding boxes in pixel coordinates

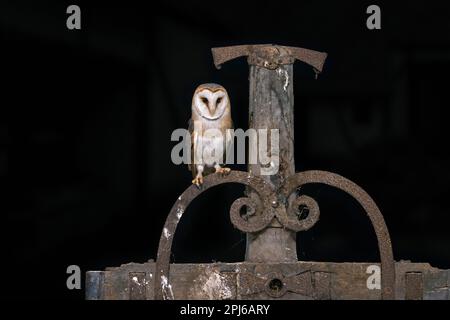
[155,170,395,300]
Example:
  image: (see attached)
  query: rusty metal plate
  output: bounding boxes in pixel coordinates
[211,44,327,73]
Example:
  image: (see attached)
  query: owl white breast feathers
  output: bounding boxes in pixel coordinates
[188,83,233,186]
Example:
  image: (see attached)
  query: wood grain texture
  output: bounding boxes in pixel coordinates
[246,63,297,262]
[86,261,450,300]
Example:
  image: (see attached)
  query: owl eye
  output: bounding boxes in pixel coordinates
[216,97,222,105]
[201,97,208,105]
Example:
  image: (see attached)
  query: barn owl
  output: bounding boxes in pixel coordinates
[188,83,233,186]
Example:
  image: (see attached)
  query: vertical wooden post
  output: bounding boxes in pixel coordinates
[211,44,327,263]
[246,63,297,262]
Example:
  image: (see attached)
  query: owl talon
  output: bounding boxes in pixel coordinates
[215,167,231,176]
[192,176,203,187]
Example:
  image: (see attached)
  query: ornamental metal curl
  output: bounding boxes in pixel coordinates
[276,194,320,232]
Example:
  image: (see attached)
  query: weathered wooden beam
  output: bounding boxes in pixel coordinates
[246,62,297,262]
[86,261,450,300]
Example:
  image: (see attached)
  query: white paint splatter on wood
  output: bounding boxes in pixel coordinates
[163,228,171,239]
[189,268,233,299]
[176,206,184,220]
[277,68,290,92]
[161,275,174,300]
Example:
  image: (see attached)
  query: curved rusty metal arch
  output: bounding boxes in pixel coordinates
[280,170,395,299]
[154,171,277,300]
[154,169,395,300]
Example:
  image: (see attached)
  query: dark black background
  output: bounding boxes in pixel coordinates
[1,1,449,300]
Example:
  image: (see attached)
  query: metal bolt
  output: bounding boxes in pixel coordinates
[271,200,278,208]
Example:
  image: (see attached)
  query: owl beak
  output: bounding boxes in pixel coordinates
[208,104,216,115]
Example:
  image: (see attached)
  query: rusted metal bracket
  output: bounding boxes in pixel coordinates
[212,44,327,74]
[154,170,395,300]
[238,270,331,299]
